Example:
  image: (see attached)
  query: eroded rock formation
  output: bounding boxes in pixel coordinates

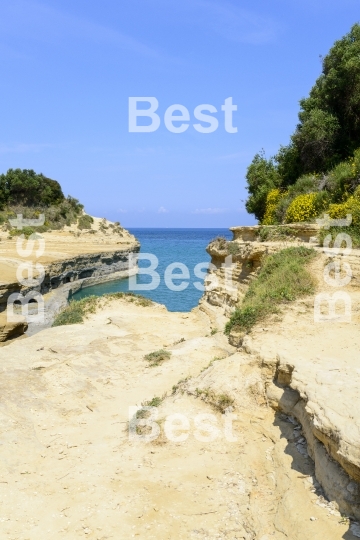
[200,223,360,522]
[0,217,140,338]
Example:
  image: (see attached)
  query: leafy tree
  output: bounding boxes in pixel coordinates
[246,23,360,220]
[275,144,302,187]
[0,169,64,208]
[0,169,85,231]
[245,151,281,221]
[298,23,360,164]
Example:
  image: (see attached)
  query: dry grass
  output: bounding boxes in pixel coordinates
[195,387,235,413]
[144,349,171,367]
[134,394,167,444]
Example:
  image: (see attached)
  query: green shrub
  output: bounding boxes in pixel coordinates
[9,226,36,239]
[273,194,293,224]
[283,191,328,223]
[216,393,235,413]
[78,214,94,230]
[3,195,83,233]
[245,151,282,222]
[288,174,320,196]
[135,394,167,437]
[225,306,257,333]
[326,160,355,202]
[319,225,360,249]
[350,148,360,188]
[260,168,346,226]
[327,194,360,225]
[257,152,359,225]
[225,247,316,335]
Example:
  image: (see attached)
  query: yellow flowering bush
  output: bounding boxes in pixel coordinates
[285,193,318,223]
[328,193,360,225]
[262,189,285,225]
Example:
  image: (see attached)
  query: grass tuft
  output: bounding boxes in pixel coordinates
[172,376,190,395]
[144,349,171,367]
[195,387,235,413]
[52,296,98,326]
[225,246,316,335]
[134,394,167,439]
[142,394,166,408]
[200,355,227,373]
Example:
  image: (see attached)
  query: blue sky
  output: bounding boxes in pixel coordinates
[0,0,359,227]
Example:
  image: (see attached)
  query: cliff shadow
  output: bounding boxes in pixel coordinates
[273,413,355,540]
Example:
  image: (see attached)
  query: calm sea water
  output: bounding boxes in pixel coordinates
[72,228,232,312]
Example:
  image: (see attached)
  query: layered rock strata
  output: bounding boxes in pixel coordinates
[0,220,140,337]
[201,224,360,520]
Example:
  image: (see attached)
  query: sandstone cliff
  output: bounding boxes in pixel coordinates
[0,217,139,340]
[200,223,360,524]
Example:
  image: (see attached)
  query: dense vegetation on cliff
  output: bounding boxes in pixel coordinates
[0,169,65,207]
[246,24,360,228]
[225,247,316,335]
[0,168,84,232]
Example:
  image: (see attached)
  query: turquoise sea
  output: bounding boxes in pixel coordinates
[72,228,232,312]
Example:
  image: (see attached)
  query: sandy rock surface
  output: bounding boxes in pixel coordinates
[0,297,353,539]
[0,217,138,285]
[0,311,28,343]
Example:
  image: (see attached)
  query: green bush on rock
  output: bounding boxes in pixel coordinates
[0,168,85,233]
[78,215,94,230]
